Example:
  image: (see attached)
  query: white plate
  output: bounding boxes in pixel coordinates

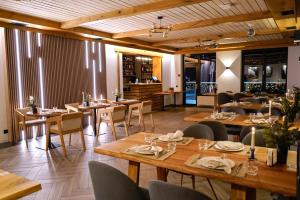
[197,156,235,169]
[134,145,163,155]
[158,135,183,142]
[214,141,245,152]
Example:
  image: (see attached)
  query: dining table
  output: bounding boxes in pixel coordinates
[110,99,139,106]
[78,102,111,136]
[184,112,300,130]
[94,132,297,200]
[154,90,184,110]
[219,102,281,111]
[26,108,67,149]
[0,169,41,199]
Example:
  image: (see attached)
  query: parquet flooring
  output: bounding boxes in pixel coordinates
[0,108,272,200]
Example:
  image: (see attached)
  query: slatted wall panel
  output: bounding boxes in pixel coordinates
[5,28,107,143]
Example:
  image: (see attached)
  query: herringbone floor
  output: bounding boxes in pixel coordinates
[0,108,271,200]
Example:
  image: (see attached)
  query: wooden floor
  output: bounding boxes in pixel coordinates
[0,107,271,200]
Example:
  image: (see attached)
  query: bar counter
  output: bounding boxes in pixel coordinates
[124,83,162,111]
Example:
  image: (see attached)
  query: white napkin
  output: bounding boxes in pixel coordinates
[197,156,234,174]
[130,145,152,152]
[215,141,244,150]
[167,130,184,139]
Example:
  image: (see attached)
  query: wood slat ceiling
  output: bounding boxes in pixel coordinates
[0,0,296,53]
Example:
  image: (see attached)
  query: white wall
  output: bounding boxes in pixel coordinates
[216,50,242,93]
[287,46,300,89]
[0,27,9,143]
[105,44,119,100]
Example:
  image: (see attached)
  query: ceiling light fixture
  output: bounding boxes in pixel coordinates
[195,40,219,49]
[149,16,172,38]
[247,24,256,38]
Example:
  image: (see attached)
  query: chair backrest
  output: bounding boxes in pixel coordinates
[199,120,228,141]
[111,105,126,122]
[183,124,214,140]
[258,107,282,116]
[65,103,79,112]
[141,101,152,114]
[218,92,232,105]
[233,93,246,102]
[221,107,246,115]
[239,126,252,142]
[242,129,266,147]
[89,161,148,200]
[149,180,211,200]
[60,112,82,132]
[15,107,30,116]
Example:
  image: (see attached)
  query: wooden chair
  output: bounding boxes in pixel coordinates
[15,107,46,148]
[127,101,154,131]
[46,112,86,157]
[97,105,128,140]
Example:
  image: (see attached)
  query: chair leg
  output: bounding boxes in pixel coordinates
[127,108,132,126]
[80,130,86,151]
[24,128,28,148]
[59,134,67,157]
[207,178,218,200]
[46,125,50,151]
[69,133,72,146]
[123,121,129,137]
[139,115,145,131]
[191,175,195,190]
[97,118,101,137]
[111,123,117,140]
[150,114,155,132]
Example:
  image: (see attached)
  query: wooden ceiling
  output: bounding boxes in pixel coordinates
[0,0,298,54]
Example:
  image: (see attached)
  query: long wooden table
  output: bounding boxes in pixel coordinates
[0,169,41,199]
[94,132,296,200]
[184,112,300,129]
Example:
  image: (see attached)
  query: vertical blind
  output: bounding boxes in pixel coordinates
[5,28,107,143]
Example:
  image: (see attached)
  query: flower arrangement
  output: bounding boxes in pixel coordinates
[27,96,38,113]
[82,92,92,106]
[113,89,122,102]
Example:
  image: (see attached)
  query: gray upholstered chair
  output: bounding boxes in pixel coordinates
[258,107,282,116]
[242,129,266,147]
[199,120,228,141]
[183,124,214,140]
[149,180,211,200]
[88,161,149,200]
[217,92,232,105]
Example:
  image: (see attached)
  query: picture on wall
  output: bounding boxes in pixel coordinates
[247,66,259,79]
[281,64,287,79]
[266,66,272,77]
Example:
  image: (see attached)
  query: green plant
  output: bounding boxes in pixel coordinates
[263,120,299,148]
[279,87,300,122]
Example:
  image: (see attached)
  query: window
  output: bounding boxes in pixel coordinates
[241,48,287,94]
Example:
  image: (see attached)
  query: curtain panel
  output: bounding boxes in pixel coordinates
[5,28,107,143]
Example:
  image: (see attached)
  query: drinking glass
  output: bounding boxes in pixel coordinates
[53,106,58,111]
[144,133,152,144]
[249,113,255,121]
[167,141,176,151]
[246,161,258,176]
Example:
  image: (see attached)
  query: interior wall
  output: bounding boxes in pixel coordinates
[287,46,300,89]
[105,44,119,100]
[0,27,9,143]
[216,50,242,93]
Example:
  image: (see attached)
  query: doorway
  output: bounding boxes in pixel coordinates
[183,54,216,106]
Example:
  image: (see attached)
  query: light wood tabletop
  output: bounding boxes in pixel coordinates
[94,132,296,200]
[220,102,264,111]
[184,112,253,126]
[110,99,139,105]
[0,169,41,200]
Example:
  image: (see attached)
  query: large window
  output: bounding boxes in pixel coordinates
[241,48,287,94]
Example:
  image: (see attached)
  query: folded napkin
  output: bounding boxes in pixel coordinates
[215,141,244,151]
[197,156,235,174]
[167,130,184,139]
[251,118,268,124]
[221,112,235,116]
[129,145,152,152]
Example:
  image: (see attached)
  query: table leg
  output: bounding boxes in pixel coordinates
[173,93,177,108]
[93,109,97,136]
[156,167,167,181]
[230,184,256,200]
[162,96,165,111]
[128,161,140,185]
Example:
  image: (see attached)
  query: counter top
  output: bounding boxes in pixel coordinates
[128,83,162,86]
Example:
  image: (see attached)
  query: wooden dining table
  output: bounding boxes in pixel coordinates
[94,132,297,200]
[78,102,111,136]
[0,169,41,199]
[184,112,300,130]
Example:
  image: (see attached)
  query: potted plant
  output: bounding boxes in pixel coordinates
[113,89,122,102]
[264,117,299,164]
[27,96,38,114]
[280,87,300,122]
